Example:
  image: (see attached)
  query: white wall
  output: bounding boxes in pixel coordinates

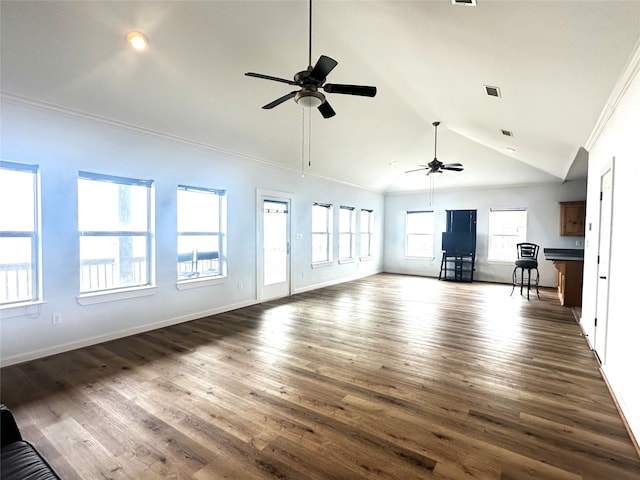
[383,181,587,287]
[0,101,384,366]
[582,60,640,443]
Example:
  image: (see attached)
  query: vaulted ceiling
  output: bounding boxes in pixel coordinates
[2,1,639,192]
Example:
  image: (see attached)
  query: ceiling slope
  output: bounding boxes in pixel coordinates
[2,1,639,192]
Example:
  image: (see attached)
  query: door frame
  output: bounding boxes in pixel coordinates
[256,188,294,302]
[593,157,615,364]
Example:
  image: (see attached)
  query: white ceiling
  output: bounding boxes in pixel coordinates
[2,1,640,193]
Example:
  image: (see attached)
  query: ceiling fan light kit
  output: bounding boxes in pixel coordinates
[295,90,324,108]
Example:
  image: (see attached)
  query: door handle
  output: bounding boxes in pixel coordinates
[599,276,607,279]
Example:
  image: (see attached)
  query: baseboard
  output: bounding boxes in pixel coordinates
[0,298,258,368]
[599,367,640,459]
[292,269,383,295]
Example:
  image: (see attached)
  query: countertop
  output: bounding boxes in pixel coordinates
[543,248,584,262]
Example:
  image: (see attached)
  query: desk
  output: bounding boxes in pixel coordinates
[543,248,584,307]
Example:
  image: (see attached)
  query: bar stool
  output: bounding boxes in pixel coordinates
[511,242,540,299]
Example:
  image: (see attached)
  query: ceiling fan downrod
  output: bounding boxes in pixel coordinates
[433,121,440,161]
[308,0,313,68]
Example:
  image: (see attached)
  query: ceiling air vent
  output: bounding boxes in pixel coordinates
[484,85,501,97]
[451,0,477,5]
[501,129,513,137]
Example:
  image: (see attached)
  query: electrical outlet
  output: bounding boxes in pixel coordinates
[237,282,244,290]
[51,313,62,325]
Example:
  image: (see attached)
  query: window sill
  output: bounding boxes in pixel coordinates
[177,275,226,290]
[338,258,355,265]
[0,300,46,319]
[77,286,158,305]
[359,256,374,262]
[405,256,435,261]
[312,261,333,269]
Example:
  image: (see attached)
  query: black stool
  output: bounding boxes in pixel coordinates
[511,242,540,299]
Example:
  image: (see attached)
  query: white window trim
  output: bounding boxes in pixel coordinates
[176,276,226,290]
[311,260,333,269]
[311,202,333,265]
[359,208,374,259]
[405,210,435,259]
[0,161,42,307]
[487,207,527,262]
[176,184,227,283]
[78,171,155,294]
[77,285,158,305]
[339,205,356,261]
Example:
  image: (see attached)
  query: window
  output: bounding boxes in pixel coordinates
[338,206,356,261]
[177,185,226,281]
[488,208,527,261]
[406,210,435,258]
[0,161,40,306]
[360,209,373,258]
[312,203,333,264]
[78,172,154,293]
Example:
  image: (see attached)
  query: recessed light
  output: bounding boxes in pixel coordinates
[484,85,501,97]
[126,31,148,50]
[506,147,517,153]
[451,0,477,5]
[501,129,513,137]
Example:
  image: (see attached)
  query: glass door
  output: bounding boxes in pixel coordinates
[257,192,291,301]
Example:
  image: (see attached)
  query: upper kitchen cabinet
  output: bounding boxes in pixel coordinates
[560,201,586,236]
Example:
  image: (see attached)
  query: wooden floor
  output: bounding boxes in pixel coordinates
[1,274,639,479]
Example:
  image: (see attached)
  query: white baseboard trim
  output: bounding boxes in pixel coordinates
[1,273,383,367]
[0,299,258,368]
[292,270,383,295]
[600,365,640,459]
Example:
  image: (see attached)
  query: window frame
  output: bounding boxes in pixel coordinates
[360,209,373,260]
[0,161,41,308]
[311,202,333,266]
[405,210,436,259]
[176,184,227,285]
[487,208,528,262]
[77,171,155,298]
[338,205,356,263]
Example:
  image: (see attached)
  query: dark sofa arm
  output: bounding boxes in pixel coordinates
[1,404,23,447]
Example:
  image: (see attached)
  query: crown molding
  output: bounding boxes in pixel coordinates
[585,36,640,151]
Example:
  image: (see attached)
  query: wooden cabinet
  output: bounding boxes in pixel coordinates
[560,201,586,236]
[553,260,584,307]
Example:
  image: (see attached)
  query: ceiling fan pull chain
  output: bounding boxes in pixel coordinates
[301,109,306,177]
[308,113,312,167]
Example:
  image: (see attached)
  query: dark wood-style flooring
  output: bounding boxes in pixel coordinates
[1,274,639,479]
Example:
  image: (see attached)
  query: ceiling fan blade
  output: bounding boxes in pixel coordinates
[245,72,297,86]
[405,167,428,174]
[324,83,377,97]
[262,91,297,109]
[443,163,463,168]
[309,55,338,82]
[441,165,464,172]
[317,100,336,119]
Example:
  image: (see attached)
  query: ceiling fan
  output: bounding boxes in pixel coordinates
[406,122,464,175]
[244,0,377,119]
